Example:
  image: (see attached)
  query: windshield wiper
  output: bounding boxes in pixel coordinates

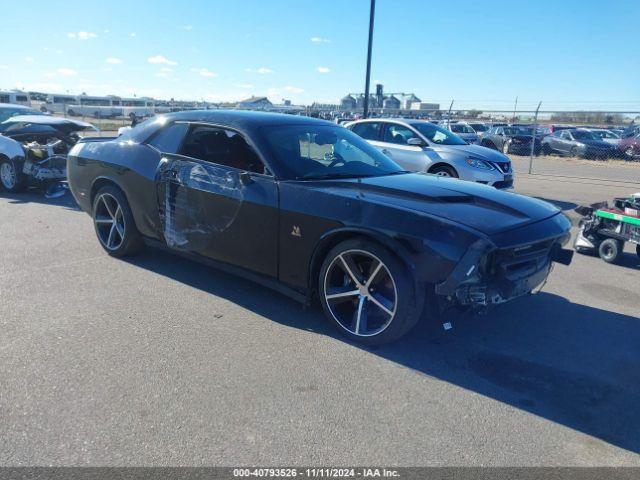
[379,170,412,176]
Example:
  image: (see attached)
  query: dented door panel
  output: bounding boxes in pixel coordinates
[157,155,278,277]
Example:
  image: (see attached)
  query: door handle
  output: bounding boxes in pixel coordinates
[382,149,391,156]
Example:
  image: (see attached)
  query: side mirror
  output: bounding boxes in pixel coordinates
[239,171,254,186]
[407,137,425,147]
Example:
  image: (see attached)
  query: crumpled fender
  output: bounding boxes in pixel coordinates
[0,135,26,163]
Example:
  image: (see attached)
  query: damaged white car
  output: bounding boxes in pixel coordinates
[0,113,97,192]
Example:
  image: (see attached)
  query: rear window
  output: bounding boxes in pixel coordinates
[350,122,381,141]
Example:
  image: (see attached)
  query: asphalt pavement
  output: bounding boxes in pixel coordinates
[0,170,639,466]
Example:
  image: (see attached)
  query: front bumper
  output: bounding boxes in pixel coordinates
[435,233,573,309]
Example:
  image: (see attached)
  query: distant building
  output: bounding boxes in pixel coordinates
[340,95,357,110]
[410,102,440,112]
[237,96,272,109]
[383,95,401,109]
[340,84,427,111]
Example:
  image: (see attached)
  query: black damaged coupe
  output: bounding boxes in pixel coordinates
[68,111,573,345]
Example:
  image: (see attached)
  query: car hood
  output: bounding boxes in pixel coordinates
[433,143,511,163]
[322,173,560,236]
[0,115,98,135]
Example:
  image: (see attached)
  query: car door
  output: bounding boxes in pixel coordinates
[374,123,429,172]
[493,127,506,150]
[558,131,573,154]
[155,123,279,277]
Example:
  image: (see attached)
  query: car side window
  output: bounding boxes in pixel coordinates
[496,127,504,135]
[178,125,267,174]
[383,124,416,145]
[350,122,381,141]
[147,122,189,153]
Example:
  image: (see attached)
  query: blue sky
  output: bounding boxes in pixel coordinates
[2,0,639,110]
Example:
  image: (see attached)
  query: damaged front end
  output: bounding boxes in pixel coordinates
[435,234,573,311]
[0,116,97,192]
[21,140,68,182]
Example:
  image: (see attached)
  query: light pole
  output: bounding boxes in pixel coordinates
[362,0,376,119]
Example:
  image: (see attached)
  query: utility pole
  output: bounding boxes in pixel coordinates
[447,99,454,128]
[512,96,518,123]
[362,0,376,119]
[528,101,542,174]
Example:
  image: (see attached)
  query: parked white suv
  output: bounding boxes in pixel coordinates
[346,118,514,189]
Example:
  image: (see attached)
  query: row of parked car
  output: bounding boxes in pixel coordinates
[434,120,640,160]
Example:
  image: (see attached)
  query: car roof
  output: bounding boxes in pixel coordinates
[0,103,38,110]
[163,109,334,129]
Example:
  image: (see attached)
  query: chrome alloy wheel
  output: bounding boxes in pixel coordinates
[94,193,126,251]
[323,249,398,337]
[0,162,17,189]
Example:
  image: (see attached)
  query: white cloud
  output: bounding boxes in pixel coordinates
[184,25,193,31]
[56,68,78,76]
[237,84,254,89]
[160,67,173,72]
[24,57,35,63]
[310,36,331,44]
[129,32,137,37]
[284,86,304,94]
[317,66,330,73]
[147,55,177,66]
[246,67,274,74]
[105,57,123,64]
[190,67,218,78]
[103,29,110,33]
[68,31,98,40]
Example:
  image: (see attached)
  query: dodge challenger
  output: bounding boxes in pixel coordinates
[67,111,573,345]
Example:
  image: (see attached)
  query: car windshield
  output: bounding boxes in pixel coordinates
[469,124,488,132]
[0,107,43,123]
[261,124,404,180]
[410,122,468,145]
[504,126,534,135]
[591,130,618,139]
[450,124,475,134]
[572,130,597,140]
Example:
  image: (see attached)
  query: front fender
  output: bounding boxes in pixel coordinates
[0,135,26,163]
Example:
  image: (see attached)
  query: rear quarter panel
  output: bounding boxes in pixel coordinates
[67,140,163,239]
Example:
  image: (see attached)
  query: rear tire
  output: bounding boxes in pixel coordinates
[502,140,510,154]
[598,238,623,264]
[624,147,636,160]
[0,158,28,192]
[319,238,424,346]
[430,164,458,178]
[92,185,143,257]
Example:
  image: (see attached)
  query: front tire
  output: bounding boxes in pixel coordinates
[598,238,623,264]
[430,164,458,178]
[502,140,511,154]
[0,158,27,192]
[319,238,424,346]
[92,185,143,257]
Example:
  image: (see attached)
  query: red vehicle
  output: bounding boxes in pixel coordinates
[618,133,640,160]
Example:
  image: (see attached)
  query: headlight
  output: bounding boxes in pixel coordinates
[466,157,494,170]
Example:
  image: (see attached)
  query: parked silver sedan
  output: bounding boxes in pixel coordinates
[346,118,514,189]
